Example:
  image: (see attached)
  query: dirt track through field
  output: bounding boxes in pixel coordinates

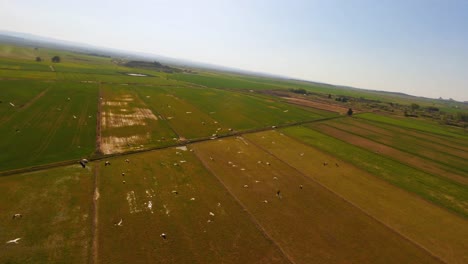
[192,149,296,264]
[0,115,344,177]
[90,165,100,264]
[0,87,50,126]
[95,85,102,155]
[19,87,50,111]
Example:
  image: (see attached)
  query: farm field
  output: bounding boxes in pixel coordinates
[1,42,467,264]
[357,113,468,141]
[99,84,177,154]
[316,118,468,183]
[0,165,93,264]
[0,80,98,171]
[96,147,288,264]
[245,130,468,264]
[282,125,468,218]
[192,137,440,264]
[137,86,332,140]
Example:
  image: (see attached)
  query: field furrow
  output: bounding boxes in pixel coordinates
[192,137,441,264]
[245,130,468,264]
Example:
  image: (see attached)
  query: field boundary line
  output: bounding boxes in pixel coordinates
[336,118,468,159]
[192,148,296,264]
[0,116,345,176]
[247,136,447,264]
[19,87,51,111]
[354,115,468,142]
[316,122,468,183]
[95,84,103,155]
[133,87,182,139]
[303,124,468,219]
[90,164,100,264]
[0,86,51,126]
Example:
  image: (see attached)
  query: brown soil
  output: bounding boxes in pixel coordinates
[329,119,468,164]
[101,134,151,154]
[282,97,349,114]
[315,124,468,185]
[102,108,157,128]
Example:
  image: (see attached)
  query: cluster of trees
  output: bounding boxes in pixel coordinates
[51,56,61,63]
[290,88,308,95]
[34,56,61,63]
[335,97,349,103]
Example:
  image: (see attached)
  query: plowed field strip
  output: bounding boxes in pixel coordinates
[342,118,468,159]
[246,137,445,264]
[314,123,468,185]
[245,130,468,264]
[0,115,344,177]
[29,101,71,162]
[192,149,295,264]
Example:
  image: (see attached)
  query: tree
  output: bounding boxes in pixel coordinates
[35,56,42,62]
[51,56,61,63]
[347,108,353,116]
[410,103,420,111]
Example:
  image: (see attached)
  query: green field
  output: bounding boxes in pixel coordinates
[0,80,97,171]
[97,148,288,263]
[245,130,468,263]
[1,43,467,263]
[0,165,93,263]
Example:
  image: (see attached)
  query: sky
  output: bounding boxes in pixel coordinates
[1,0,467,101]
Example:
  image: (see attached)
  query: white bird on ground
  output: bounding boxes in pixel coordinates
[115,219,123,226]
[6,238,21,244]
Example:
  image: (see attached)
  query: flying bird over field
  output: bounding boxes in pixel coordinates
[79,159,89,168]
[6,238,21,244]
[115,218,123,226]
[12,213,22,219]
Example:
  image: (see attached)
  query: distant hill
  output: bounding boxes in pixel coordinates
[124,61,182,73]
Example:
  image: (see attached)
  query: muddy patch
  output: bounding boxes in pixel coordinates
[101,133,151,154]
[282,97,349,114]
[102,108,157,128]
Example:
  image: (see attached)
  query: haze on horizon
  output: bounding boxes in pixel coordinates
[1,0,467,101]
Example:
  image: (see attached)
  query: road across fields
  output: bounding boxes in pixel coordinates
[0,114,348,177]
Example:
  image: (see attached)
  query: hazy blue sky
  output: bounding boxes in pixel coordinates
[1,0,467,100]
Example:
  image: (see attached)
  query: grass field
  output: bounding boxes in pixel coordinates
[282,125,468,218]
[100,84,177,154]
[0,80,98,171]
[97,147,289,264]
[192,137,440,264]
[0,165,93,263]
[245,130,468,264]
[319,118,468,184]
[1,42,467,263]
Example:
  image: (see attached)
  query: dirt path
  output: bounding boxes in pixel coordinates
[0,115,345,177]
[192,149,296,264]
[19,87,50,111]
[95,84,103,155]
[90,164,100,264]
[0,87,51,126]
